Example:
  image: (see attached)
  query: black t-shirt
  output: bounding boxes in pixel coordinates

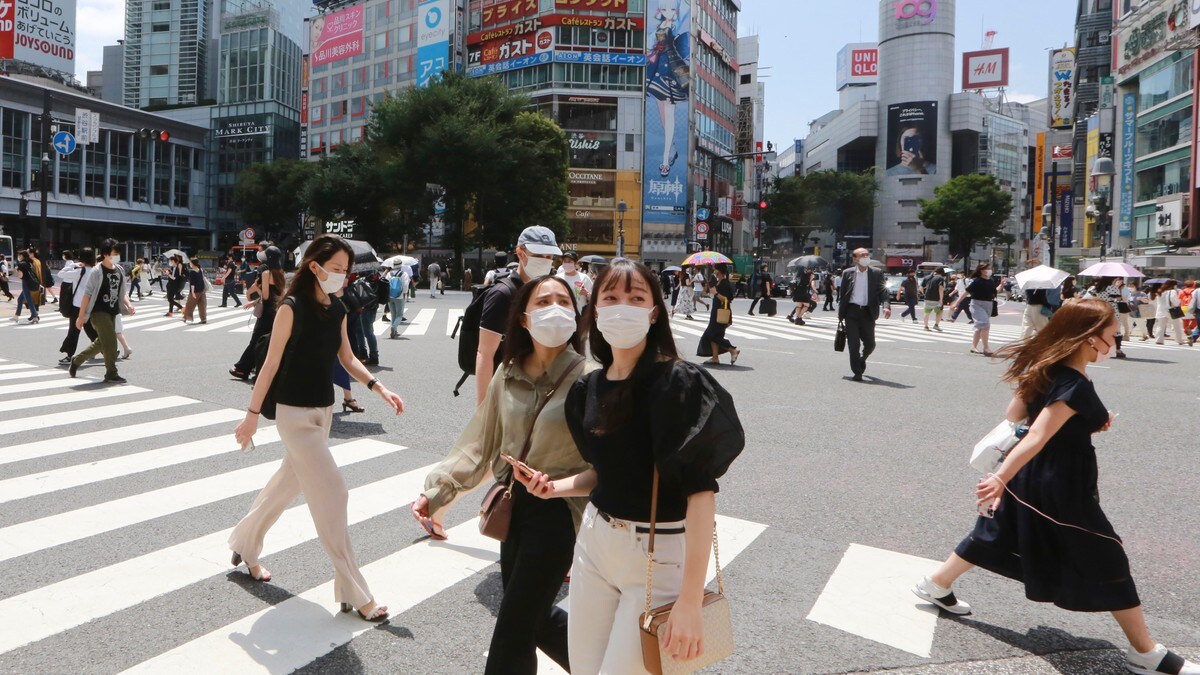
[759,272,772,294]
[188,268,205,292]
[966,277,997,301]
[16,261,37,291]
[274,297,346,409]
[479,274,523,335]
[96,265,123,315]
[1026,288,1048,305]
[925,275,945,300]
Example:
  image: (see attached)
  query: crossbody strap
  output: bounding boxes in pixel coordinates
[506,355,585,486]
[643,467,725,617]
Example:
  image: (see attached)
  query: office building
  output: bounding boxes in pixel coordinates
[734,34,765,257]
[123,0,213,109]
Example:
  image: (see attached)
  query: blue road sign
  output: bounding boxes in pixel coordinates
[53,131,77,155]
[696,207,711,221]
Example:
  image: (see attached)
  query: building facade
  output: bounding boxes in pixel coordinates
[734,34,765,257]
[124,0,213,109]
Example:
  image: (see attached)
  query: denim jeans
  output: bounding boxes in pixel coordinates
[357,307,378,360]
[388,297,407,334]
[15,288,38,318]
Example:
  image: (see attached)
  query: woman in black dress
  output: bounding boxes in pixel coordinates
[789,268,814,325]
[913,300,1198,675]
[696,263,740,365]
[163,255,185,317]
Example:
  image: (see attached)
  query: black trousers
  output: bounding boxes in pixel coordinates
[60,316,98,357]
[749,293,765,313]
[222,282,241,306]
[843,305,877,375]
[486,484,575,675]
[234,306,275,373]
[0,276,12,300]
[823,291,835,310]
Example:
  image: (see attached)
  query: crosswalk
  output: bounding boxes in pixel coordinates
[0,291,466,340]
[670,309,1200,355]
[0,358,765,673]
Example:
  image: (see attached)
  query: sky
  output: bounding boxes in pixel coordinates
[72,0,1079,144]
[738,0,1080,148]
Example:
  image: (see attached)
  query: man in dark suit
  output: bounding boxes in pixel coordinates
[838,248,892,381]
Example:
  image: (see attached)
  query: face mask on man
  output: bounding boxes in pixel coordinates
[523,255,553,279]
[561,262,577,275]
[525,304,577,348]
[595,304,653,349]
[316,264,346,294]
[857,256,872,268]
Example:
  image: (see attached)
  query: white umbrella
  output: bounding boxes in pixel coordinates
[1015,265,1069,291]
[381,254,419,269]
[1078,261,1145,278]
[161,248,189,263]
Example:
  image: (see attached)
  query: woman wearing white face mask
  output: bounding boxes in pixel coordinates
[516,259,745,675]
[411,275,594,674]
[230,235,405,623]
[964,262,998,356]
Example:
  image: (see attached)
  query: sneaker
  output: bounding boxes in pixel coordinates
[912,576,972,615]
[58,356,71,365]
[103,374,127,384]
[1125,643,1200,675]
[934,325,943,332]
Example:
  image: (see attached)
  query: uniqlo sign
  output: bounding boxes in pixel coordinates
[850,49,877,78]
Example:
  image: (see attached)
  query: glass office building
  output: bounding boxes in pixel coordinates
[124,0,213,109]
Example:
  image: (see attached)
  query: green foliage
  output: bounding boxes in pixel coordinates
[233,159,316,234]
[760,170,879,249]
[368,72,569,254]
[305,142,414,246]
[918,173,1013,270]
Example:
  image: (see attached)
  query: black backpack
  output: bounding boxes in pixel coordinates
[451,272,517,397]
[343,275,379,313]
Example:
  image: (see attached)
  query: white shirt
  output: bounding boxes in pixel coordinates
[557,269,593,308]
[691,272,705,292]
[850,265,870,306]
[74,266,97,309]
[58,261,82,286]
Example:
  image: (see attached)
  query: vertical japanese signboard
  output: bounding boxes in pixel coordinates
[1119,93,1136,237]
[417,0,452,88]
[1048,48,1075,129]
[642,0,690,228]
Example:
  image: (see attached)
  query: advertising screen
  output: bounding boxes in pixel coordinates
[642,0,690,228]
[0,0,77,74]
[417,0,452,87]
[885,101,938,177]
[962,48,1009,89]
[310,6,364,68]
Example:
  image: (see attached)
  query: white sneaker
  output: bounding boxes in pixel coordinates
[1125,644,1200,675]
[912,576,972,615]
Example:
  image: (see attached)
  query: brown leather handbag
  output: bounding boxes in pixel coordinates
[639,469,734,675]
[478,356,584,541]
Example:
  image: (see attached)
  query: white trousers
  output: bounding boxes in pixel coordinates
[1021,304,1049,339]
[568,504,686,675]
[1157,316,1186,344]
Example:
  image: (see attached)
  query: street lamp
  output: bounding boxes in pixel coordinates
[1041,201,1056,267]
[616,199,627,258]
[1090,157,1117,262]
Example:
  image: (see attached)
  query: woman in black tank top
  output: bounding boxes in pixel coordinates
[230,235,405,623]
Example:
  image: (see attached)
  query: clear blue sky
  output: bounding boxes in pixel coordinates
[738,0,1080,147]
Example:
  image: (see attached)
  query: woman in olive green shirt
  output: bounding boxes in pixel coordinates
[411,275,595,674]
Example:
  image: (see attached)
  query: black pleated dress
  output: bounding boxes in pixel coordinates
[955,366,1140,612]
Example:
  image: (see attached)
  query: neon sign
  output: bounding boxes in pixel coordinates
[895,0,936,25]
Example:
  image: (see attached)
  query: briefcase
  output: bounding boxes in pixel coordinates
[760,296,777,317]
[834,321,846,352]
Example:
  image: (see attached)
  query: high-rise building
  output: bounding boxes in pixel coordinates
[735,34,765,256]
[123,0,213,109]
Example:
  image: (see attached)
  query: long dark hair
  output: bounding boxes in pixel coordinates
[502,275,583,365]
[999,299,1114,405]
[283,234,355,312]
[586,259,679,435]
[970,262,990,279]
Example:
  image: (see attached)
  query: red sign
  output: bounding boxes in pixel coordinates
[0,0,13,61]
[555,0,627,10]
[536,30,553,50]
[1051,144,1073,159]
[469,14,642,44]
[850,49,878,78]
[300,91,309,125]
[468,30,555,66]
[310,6,364,67]
[755,141,763,163]
[961,48,1010,89]
[885,256,925,268]
[481,0,537,28]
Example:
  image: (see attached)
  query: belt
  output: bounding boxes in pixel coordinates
[597,509,686,535]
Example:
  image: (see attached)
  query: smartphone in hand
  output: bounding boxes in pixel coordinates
[500,453,535,480]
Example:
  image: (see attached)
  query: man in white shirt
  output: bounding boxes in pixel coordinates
[555,251,592,311]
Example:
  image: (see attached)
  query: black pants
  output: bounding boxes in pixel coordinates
[843,305,877,375]
[0,276,12,300]
[234,306,275,373]
[486,484,574,675]
[823,291,835,310]
[749,293,765,313]
[901,298,917,319]
[1146,318,1157,338]
[222,282,242,307]
[61,316,98,357]
[166,282,184,313]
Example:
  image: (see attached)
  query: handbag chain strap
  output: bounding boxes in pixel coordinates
[504,355,584,496]
[643,467,723,618]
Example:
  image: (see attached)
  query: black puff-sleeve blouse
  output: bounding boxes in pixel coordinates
[565,359,745,522]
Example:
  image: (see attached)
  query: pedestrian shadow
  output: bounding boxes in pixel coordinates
[1119,356,1177,365]
[842,375,915,389]
[472,571,569,618]
[330,420,387,438]
[699,362,754,372]
[949,618,1120,672]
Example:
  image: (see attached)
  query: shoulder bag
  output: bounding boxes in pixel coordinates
[478,355,585,542]
[715,295,732,325]
[639,468,734,675]
[970,419,1028,474]
[1169,292,1185,319]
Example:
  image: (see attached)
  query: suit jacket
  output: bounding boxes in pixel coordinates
[838,266,890,320]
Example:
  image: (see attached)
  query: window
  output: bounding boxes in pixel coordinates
[740,74,751,84]
[1,109,27,190]
[1138,52,1193,112]
[153,141,171,206]
[150,65,168,75]
[310,104,323,123]
[109,133,130,201]
[85,131,107,198]
[152,22,170,32]
[152,0,170,8]
[1136,157,1190,203]
[1137,107,1192,157]
[351,96,367,118]
[173,145,190,208]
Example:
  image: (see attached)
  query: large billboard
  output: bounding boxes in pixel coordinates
[417,0,452,87]
[310,6,364,68]
[642,0,690,228]
[0,0,76,74]
[1048,48,1075,129]
[835,43,878,90]
[481,0,537,28]
[885,101,938,177]
[962,48,1009,89]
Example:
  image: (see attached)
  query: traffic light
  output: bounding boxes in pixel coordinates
[759,200,768,210]
[138,128,171,142]
[18,197,27,218]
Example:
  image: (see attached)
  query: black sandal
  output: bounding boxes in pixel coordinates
[341,603,389,622]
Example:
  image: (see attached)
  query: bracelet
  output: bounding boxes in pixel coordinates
[367,378,380,392]
[247,408,260,415]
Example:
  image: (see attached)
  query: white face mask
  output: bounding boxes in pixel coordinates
[316,264,346,294]
[856,257,871,268]
[525,304,577,348]
[561,262,577,274]
[1090,337,1117,363]
[596,304,653,349]
[111,254,121,264]
[523,255,553,279]
[982,270,993,279]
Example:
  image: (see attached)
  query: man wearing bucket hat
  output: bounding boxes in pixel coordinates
[474,226,562,404]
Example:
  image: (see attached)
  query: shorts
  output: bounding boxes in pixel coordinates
[923,301,943,314]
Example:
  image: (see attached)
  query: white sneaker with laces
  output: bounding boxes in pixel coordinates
[911,576,972,615]
[1125,644,1200,675]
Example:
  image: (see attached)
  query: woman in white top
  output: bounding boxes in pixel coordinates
[691,269,709,310]
[672,267,695,319]
[1154,280,1185,345]
[58,249,97,365]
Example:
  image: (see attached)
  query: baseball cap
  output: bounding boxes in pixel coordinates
[562,250,579,261]
[517,226,562,256]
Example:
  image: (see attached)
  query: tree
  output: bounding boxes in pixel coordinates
[233,159,316,236]
[368,72,569,267]
[918,174,1013,271]
[305,142,416,247]
[760,169,878,256]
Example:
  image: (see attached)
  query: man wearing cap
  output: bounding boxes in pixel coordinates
[555,250,592,311]
[475,225,562,404]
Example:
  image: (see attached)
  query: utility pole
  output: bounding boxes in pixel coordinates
[1047,161,1058,268]
[38,89,51,254]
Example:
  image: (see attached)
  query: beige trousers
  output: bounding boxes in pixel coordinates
[228,404,373,609]
[183,290,207,322]
[568,504,686,675]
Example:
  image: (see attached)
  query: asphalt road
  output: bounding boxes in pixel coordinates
[0,288,1196,674]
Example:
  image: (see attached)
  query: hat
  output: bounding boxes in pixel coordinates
[562,250,579,261]
[517,226,562,256]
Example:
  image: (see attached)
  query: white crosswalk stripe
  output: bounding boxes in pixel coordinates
[0,364,767,673]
